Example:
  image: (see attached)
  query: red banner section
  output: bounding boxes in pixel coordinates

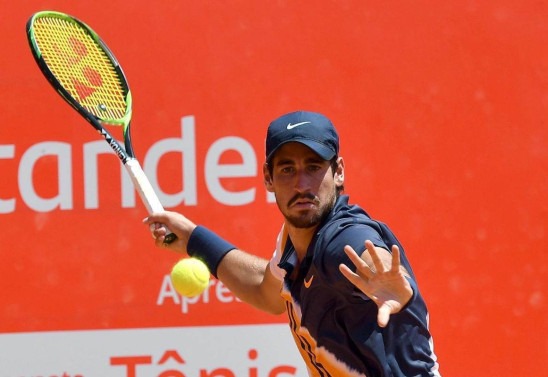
[1,1,546,376]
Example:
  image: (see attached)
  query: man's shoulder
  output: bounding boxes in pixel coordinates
[313,196,395,258]
[322,196,381,235]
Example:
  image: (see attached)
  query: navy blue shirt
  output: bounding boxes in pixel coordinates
[271,195,440,376]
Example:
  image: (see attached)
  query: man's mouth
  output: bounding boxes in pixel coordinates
[288,194,320,208]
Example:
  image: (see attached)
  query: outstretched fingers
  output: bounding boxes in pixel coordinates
[342,244,374,280]
[365,240,386,274]
[377,304,392,328]
[390,244,401,272]
[340,240,414,328]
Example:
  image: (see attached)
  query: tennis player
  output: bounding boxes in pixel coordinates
[146,110,441,376]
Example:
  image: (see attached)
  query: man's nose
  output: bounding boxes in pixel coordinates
[294,170,312,192]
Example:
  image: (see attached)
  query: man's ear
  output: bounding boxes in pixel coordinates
[334,157,345,186]
[263,163,274,192]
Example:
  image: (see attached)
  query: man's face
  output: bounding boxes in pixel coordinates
[265,142,342,229]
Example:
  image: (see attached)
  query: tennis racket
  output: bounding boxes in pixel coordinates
[26,10,176,244]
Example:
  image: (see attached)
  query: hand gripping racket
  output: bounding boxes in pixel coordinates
[26,11,176,244]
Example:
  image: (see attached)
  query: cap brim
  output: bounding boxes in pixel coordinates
[267,139,336,162]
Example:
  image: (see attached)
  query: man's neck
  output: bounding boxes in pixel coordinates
[285,224,318,261]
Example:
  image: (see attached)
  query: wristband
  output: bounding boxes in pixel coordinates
[187,226,236,278]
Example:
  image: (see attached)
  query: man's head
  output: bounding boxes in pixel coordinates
[264,111,344,229]
[265,110,339,165]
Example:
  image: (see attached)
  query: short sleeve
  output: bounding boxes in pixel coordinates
[317,222,389,287]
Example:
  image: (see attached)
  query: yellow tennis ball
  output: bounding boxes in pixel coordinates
[170,258,210,297]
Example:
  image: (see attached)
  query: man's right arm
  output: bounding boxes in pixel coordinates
[144,211,285,315]
[217,249,286,315]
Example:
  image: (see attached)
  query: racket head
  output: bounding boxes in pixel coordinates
[26,11,133,151]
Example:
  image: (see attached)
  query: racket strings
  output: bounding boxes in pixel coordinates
[32,17,127,122]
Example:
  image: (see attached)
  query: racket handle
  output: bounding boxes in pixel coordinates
[125,159,177,244]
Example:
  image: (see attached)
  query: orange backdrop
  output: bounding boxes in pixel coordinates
[1,1,546,376]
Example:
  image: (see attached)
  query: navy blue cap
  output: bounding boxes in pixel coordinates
[265,110,339,162]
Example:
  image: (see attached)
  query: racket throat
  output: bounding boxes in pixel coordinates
[123,130,136,158]
[98,127,129,163]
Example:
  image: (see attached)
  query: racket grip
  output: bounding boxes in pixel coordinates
[125,159,178,244]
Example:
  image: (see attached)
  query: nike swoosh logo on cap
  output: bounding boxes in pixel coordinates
[287,121,311,130]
